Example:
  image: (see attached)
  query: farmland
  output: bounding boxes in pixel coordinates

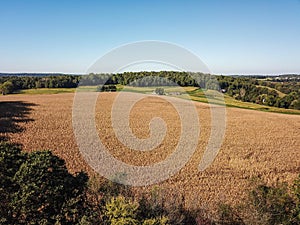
[120,85,300,114]
[1,91,299,214]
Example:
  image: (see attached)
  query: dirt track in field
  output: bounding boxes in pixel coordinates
[1,92,299,211]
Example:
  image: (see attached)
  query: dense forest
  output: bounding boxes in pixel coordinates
[1,141,299,225]
[1,72,299,110]
[217,75,300,109]
[0,75,80,92]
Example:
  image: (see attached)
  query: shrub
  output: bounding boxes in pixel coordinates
[98,84,117,92]
[249,179,299,225]
[0,81,14,95]
[155,88,165,95]
[103,196,139,225]
[0,142,91,224]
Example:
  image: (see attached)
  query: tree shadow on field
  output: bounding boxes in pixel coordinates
[0,101,37,141]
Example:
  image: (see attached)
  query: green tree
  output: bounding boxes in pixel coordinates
[155,88,165,95]
[12,151,89,224]
[0,81,14,95]
[206,79,220,90]
[290,99,300,110]
[0,142,92,224]
[35,80,42,88]
[103,196,139,225]
[0,142,25,224]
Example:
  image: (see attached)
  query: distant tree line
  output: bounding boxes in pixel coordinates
[83,72,300,110]
[1,72,299,110]
[0,75,80,94]
[0,73,82,77]
[0,72,213,94]
[79,71,213,87]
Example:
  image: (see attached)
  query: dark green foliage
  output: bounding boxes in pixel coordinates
[80,73,115,86]
[155,87,165,95]
[0,75,80,93]
[206,79,220,90]
[217,75,300,109]
[97,85,117,92]
[0,142,24,178]
[0,142,90,224]
[12,151,88,224]
[80,71,208,88]
[0,81,14,95]
[290,99,300,110]
[0,142,25,224]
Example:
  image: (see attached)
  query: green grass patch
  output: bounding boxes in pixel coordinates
[15,88,76,94]
[75,86,98,92]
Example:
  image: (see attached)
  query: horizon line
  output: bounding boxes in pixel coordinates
[0,71,300,76]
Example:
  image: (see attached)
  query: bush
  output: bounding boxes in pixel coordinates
[98,85,117,92]
[103,196,139,225]
[0,81,14,95]
[155,88,165,95]
[248,178,299,225]
[0,142,91,224]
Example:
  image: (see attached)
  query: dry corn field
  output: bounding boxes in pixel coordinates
[0,92,299,212]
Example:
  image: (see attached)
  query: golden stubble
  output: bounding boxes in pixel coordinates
[1,92,299,212]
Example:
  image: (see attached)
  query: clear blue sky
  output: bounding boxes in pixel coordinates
[0,0,299,75]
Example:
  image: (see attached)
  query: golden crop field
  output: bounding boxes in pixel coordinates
[0,92,299,213]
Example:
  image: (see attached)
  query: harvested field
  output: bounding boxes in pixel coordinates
[0,92,299,212]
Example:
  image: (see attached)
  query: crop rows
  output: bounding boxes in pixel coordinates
[1,92,299,212]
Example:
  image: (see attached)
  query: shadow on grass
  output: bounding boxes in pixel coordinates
[0,101,37,141]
